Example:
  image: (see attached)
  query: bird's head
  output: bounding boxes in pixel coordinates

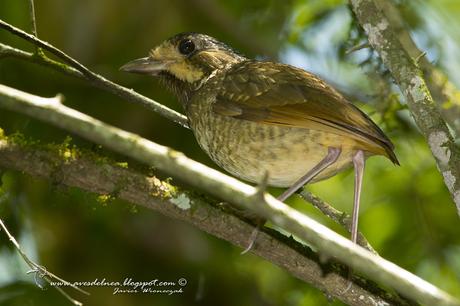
[121,33,246,102]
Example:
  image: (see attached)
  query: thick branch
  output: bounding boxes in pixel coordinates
[374,0,460,135]
[350,0,460,216]
[0,84,458,306]
[0,138,409,306]
[0,19,189,129]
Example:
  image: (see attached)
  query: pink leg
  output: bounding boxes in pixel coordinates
[278,147,341,202]
[343,150,366,293]
[242,147,341,254]
[351,150,365,244]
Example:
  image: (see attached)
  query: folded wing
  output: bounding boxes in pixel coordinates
[212,61,399,164]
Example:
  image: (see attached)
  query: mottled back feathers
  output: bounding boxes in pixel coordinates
[212,61,399,164]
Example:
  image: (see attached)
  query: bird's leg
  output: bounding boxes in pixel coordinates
[278,147,341,202]
[351,150,365,244]
[344,149,366,292]
[241,147,341,255]
[241,171,269,255]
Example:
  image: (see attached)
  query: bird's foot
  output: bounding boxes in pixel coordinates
[241,218,265,255]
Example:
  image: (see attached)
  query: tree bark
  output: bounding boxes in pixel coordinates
[350,0,460,216]
[0,138,409,306]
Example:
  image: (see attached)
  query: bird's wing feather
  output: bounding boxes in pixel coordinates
[212,61,398,164]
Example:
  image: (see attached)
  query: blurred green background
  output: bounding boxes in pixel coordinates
[0,0,459,305]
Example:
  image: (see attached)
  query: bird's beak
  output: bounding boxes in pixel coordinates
[120,57,169,75]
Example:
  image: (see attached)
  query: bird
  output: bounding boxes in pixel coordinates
[120,32,399,252]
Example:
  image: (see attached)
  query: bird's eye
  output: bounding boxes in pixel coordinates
[178,39,195,55]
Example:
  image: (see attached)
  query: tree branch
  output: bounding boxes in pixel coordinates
[27,0,38,38]
[350,0,460,217]
[0,84,458,306]
[299,190,376,254]
[0,19,189,129]
[0,136,411,306]
[374,0,460,136]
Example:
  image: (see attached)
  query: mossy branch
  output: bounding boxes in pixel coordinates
[0,84,458,306]
[0,135,409,306]
[350,0,460,216]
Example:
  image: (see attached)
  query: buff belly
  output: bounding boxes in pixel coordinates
[189,108,361,188]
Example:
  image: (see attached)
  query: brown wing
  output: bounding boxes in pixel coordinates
[212,61,399,164]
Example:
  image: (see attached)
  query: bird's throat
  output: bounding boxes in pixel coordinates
[158,71,198,108]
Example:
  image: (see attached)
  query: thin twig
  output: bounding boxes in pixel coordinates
[0,20,88,74]
[27,0,38,37]
[27,0,43,55]
[0,19,189,129]
[298,190,377,254]
[414,51,427,65]
[346,42,370,54]
[0,84,457,306]
[0,43,85,77]
[0,218,88,305]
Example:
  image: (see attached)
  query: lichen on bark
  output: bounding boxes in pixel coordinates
[350,0,460,216]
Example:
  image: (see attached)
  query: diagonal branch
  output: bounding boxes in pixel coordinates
[0,19,189,129]
[299,190,376,254]
[0,84,458,306]
[0,137,409,306]
[350,0,460,216]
